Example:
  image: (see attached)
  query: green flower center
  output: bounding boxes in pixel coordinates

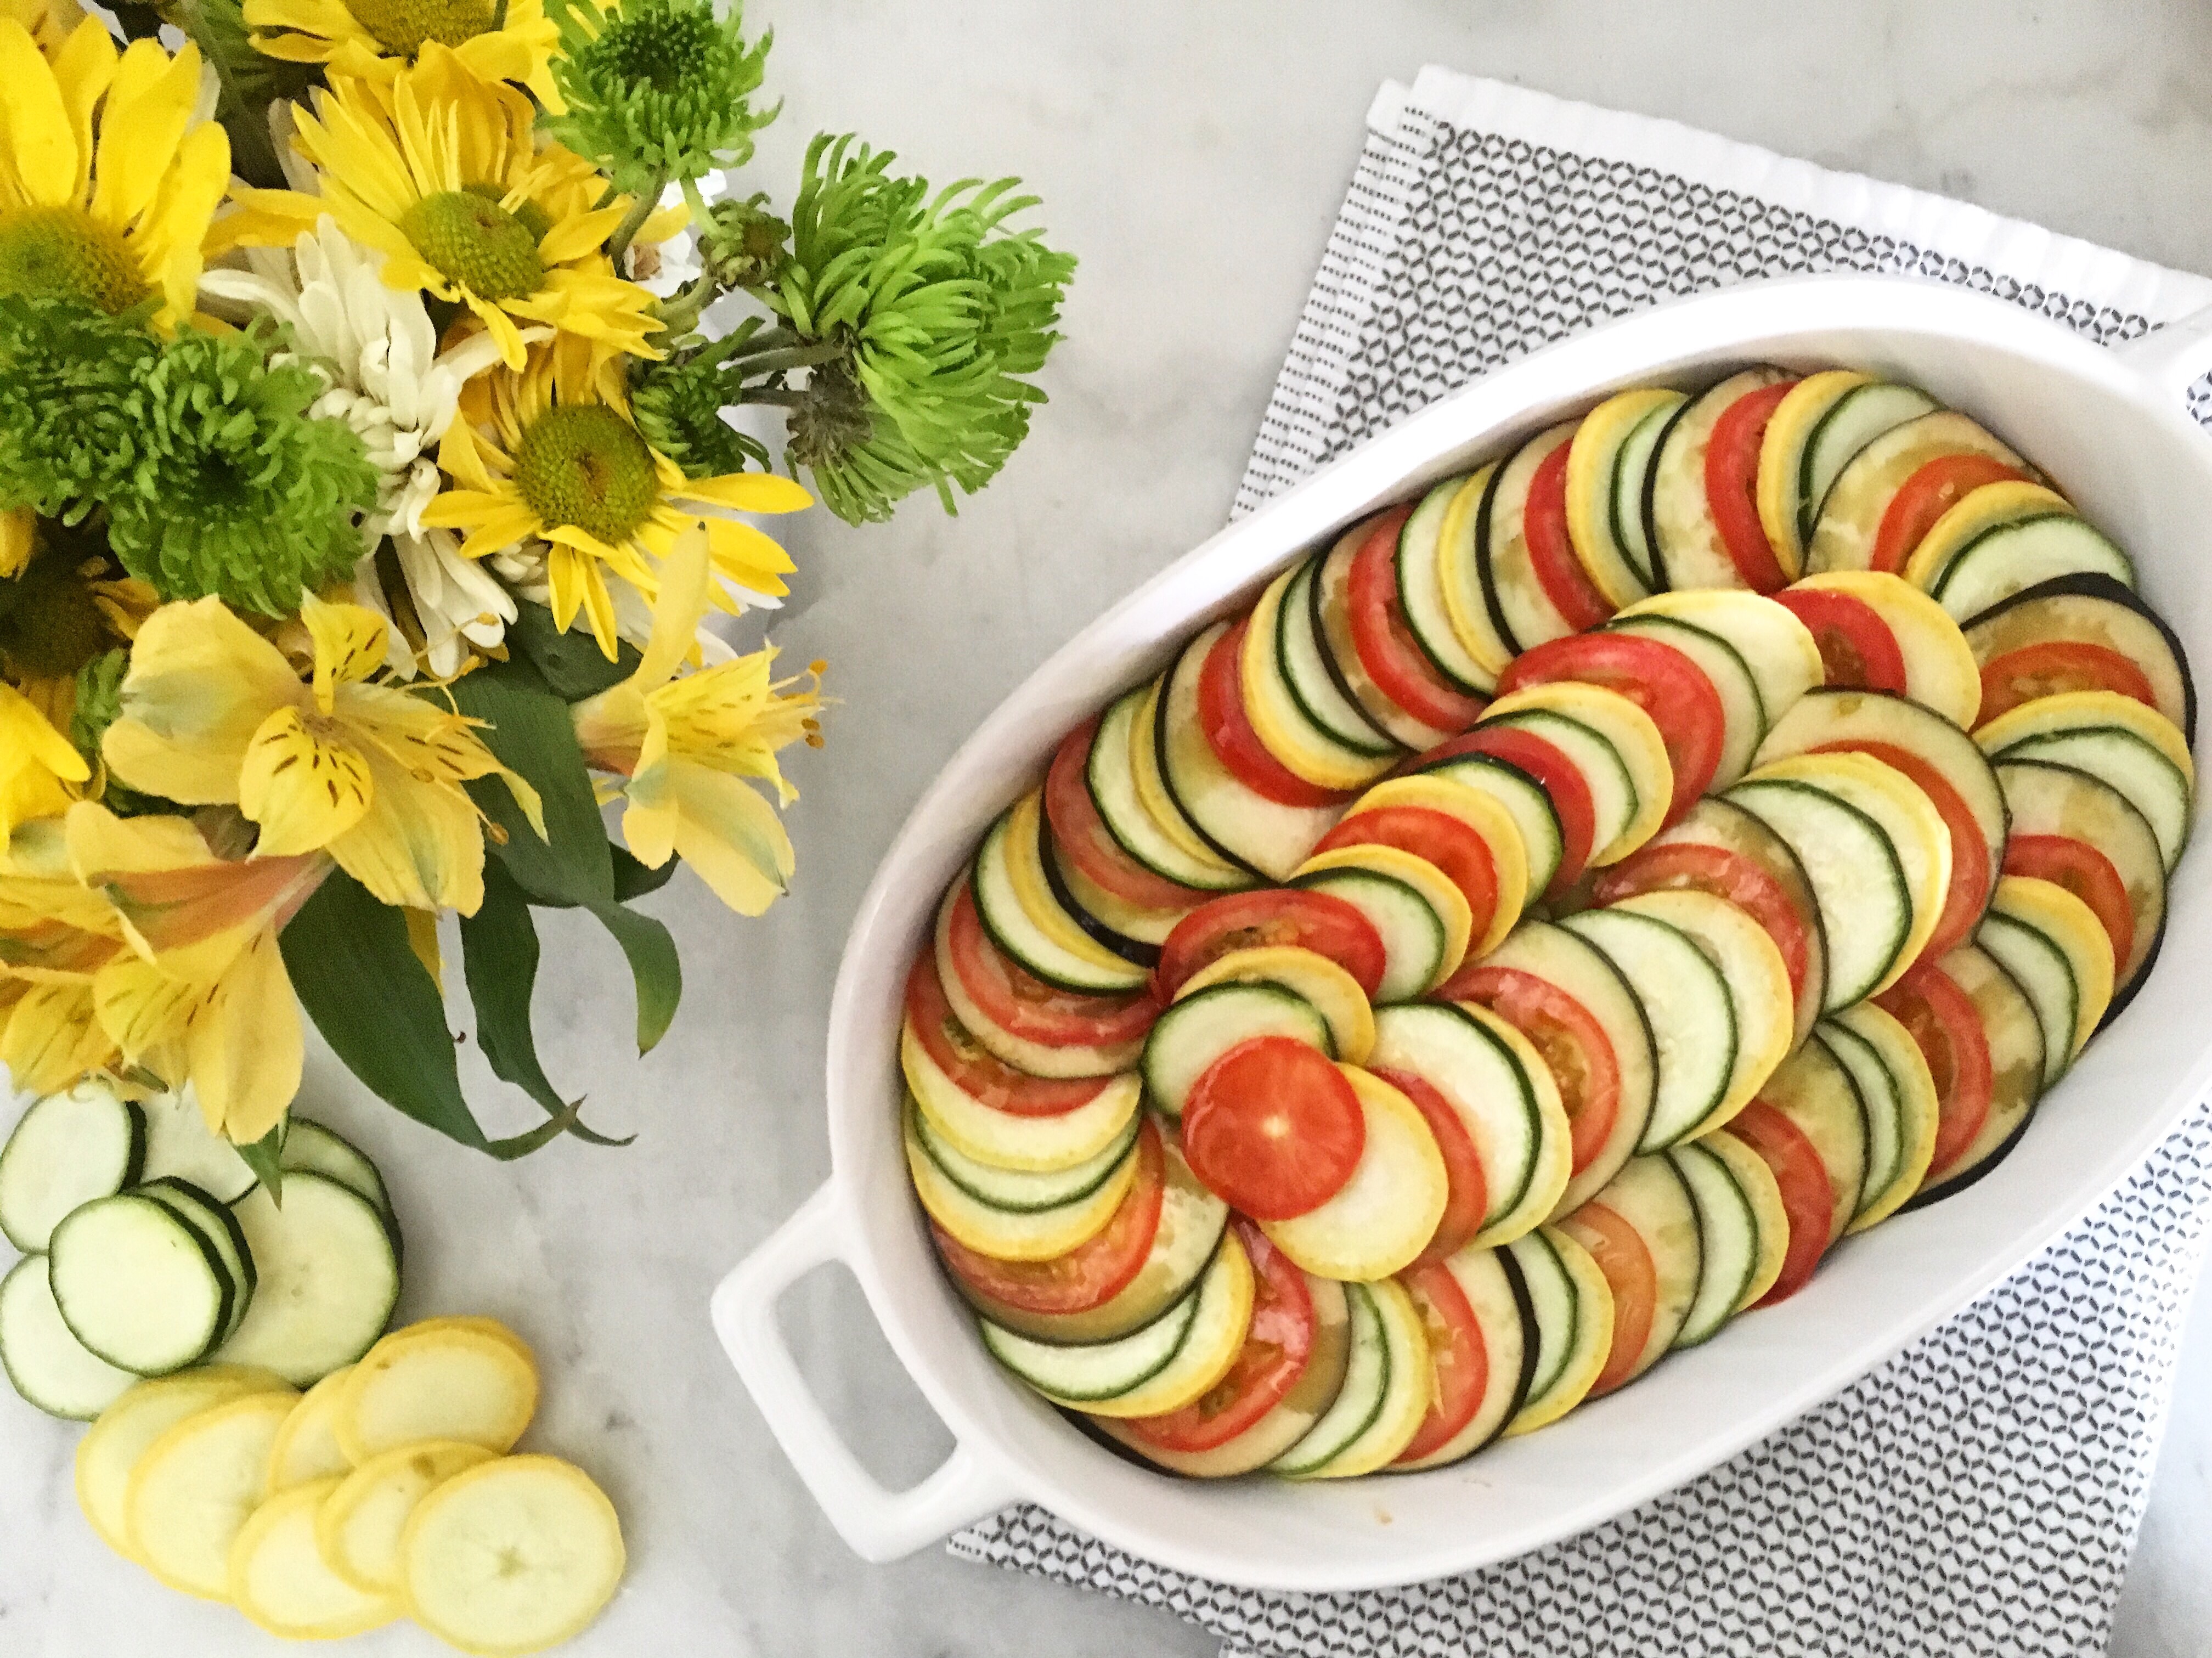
[598,2,718,92]
[397,189,545,302]
[514,405,661,546]
[341,0,497,57]
[0,207,152,315]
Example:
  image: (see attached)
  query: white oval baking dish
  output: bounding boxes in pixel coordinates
[710,273,2212,1593]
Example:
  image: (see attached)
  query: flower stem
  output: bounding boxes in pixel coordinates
[605,173,669,268]
[736,387,807,408]
[733,342,848,375]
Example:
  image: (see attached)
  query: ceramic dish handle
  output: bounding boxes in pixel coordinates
[710,1182,1019,1560]
[2115,303,2212,405]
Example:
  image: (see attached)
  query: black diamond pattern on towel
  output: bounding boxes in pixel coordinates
[957,90,2212,1658]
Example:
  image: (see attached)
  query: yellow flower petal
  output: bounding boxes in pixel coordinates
[300,589,391,710]
[629,759,793,917]
[90,952,196,1068]
[325,737,486,913]
[703,515,795,596]
[184,932,301,1143]
[535,201,625,263]
[1,979,113,1094]
[104,599,305,804]
[633,522,710,690]
[50,17,116,205]
[237,706,375,856]
[675,472,816,516]
[0,20,77,209]
[403,906,441,983]
[89,34,201,228]
[0,506,31,578]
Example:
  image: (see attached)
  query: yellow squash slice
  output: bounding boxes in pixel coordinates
[318,1439,497,1595]
[400,1456,627,1657]
[76,1367,289,1561]
[1177,944,1375,1065]
[265,1364,356,1495]
[336,1324,539,1465]
[227,1476,398,1639]
[126,1387,301,1599]
[1261,1069,1448,1282]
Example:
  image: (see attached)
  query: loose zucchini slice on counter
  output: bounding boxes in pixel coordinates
[0,1082,145,1254]
[49,1193,235,1377]
[216,1174,402,1389]
[0,1254,137,1420]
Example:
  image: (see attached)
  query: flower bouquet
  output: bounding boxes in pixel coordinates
[0,0,1075,1176]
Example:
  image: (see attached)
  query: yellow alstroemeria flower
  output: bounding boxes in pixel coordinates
[211,45,659,372]
[428,334,811,660]
[0,680,86,852]
[99,591,544,916]
[0,813,127,1092]
[0,19,230,325]
[572,527,823,916]
[66,803,329,1142]
[245,0,562,111]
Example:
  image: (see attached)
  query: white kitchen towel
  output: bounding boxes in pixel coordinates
[951,67,2212,1657]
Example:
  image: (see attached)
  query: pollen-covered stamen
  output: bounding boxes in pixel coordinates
[340,0,497,56]
[0,207,153,314]
[396,190,547,302]
[512,405,661,546]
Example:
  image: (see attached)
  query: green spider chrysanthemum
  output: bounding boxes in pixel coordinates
[103,324,379,614]
[544,0,778,196]
[764,135,1077,524]
[631,336,774,481]
[0,295,379,615]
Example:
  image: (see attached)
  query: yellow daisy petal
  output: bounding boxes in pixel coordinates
[675,472,816,516]
[0,20,76,209]
[89,35,200,228]
[237,706,376,856]
[703,515,795,596]
[50,16,116,204]
[0,506,32,578]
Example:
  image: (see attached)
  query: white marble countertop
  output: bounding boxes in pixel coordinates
[8,2,2212,1652]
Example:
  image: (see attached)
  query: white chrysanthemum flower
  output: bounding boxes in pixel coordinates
[199,217,522,678]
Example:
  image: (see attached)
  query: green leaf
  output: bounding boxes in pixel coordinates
[582,900,682,1052]
[449,656,613,907]
[280,871,488,1152]
[505,601,642,701]
[168,0,321,190]
[236,1124,284,1205]
[611,845,679,901]
[459,864,634,1146]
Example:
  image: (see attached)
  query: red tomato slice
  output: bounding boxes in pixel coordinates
[1875,963,1995,1180]
[1393,1260,1490,1464]
[1119,1221,1316,1453]
[1730,1099,1836,1306]
[1977,641,2160,728]
[1181,1037,1365,1220]
[1771,588,1909,695]
[1523,441,1615,630]
[1419,728,1598,893]
[1704,380,1799,592]
[945,885,1158,1050]
[1372,1065,1487,1266]
[2002,835,2133,980]
[932,1117,1166,1315]
[1315,804,1501,945]
[1197,619,1351,808]
[1810,739,1991,963]
[1870,455,2032,574]
[1569,1202,1655,1397]
[1497,633,1726,824]
[1592,842,1811,1006]
[1043,717,1203,912]
[1346,507,1491,733]
[1154,889,1388,1001]
[1441,966,1620,1175]
[905,956,1115,1118]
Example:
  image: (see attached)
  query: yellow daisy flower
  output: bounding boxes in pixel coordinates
[572,527,823,916]
[245,0,562,111]
[99,589,545,916]
[0,519,158,730]
[212,46,659,371]
[426,334,811,659]
[0,19,231,325]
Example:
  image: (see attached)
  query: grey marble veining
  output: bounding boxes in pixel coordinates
[5,2,2212,1653]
